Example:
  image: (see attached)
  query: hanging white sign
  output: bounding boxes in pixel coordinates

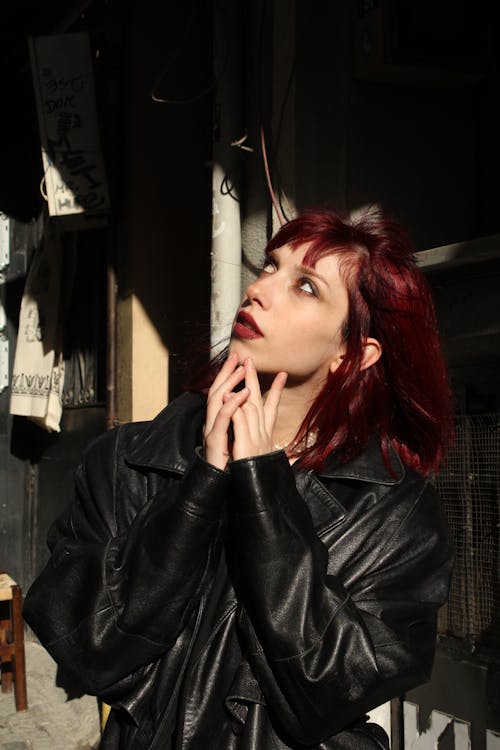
[30,32,110,218]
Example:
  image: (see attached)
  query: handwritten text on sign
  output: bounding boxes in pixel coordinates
[30,33,110,217]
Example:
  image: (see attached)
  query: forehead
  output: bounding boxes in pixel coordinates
[272,241,346,275]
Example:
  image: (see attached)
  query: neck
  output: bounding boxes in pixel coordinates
[262,376,321,450]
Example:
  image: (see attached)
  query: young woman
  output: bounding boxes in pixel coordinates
[24,207,454,750]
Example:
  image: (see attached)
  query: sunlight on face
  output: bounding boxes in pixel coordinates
[230,243,349,396]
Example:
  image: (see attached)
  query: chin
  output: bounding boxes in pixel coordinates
[228,341,247,364]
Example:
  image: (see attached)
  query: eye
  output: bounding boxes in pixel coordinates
[297,278,317,296]
[262,259,276,274]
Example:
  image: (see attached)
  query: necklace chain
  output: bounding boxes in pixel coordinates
[272,430,317,453]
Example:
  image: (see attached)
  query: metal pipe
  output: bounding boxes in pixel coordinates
[106,259,117,430]
[390,696,405,750]
[210,1,243,353]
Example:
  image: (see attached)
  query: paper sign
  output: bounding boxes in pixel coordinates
[30,33,110,217]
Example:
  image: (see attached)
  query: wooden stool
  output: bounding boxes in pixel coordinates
[0,572,28,711]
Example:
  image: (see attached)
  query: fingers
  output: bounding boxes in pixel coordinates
[230,402,258,461]
[231,361,288,460]
[205,357,246,436]
[263,371,288,435]
[213,388,250,431]
[238,358,264,437]
[208,351,239,394]
[206,355,289,464]
[243,358,262,405]
[204,388,249,470]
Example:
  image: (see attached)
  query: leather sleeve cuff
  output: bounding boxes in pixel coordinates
[178,448,230,520]
[228,450,294,515]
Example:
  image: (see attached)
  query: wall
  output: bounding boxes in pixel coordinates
[292,1,500,250]
[115,0,213,414]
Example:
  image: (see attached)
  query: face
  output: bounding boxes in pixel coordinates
[230,243,349,393]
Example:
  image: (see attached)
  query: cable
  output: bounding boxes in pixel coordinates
[255,0,294,226]
[272,55,296,222]
[151,1,218,105]
[260,126,286,226]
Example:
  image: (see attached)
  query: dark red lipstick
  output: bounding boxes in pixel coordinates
[232,310,263,340]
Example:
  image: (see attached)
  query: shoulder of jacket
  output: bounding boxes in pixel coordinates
[378,470,450,549]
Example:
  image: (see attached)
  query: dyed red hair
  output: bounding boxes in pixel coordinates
[189,207,454,475]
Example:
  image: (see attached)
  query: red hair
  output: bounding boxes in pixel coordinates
[189,207,454,475]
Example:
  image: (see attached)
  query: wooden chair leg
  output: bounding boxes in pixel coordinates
[11,586,28,711]
[0,604,12,693]
[13,653,28,711]
[1,654,13,693]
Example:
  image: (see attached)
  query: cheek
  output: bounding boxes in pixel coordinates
[298,314,342,346]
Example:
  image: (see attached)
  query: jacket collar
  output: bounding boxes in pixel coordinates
[125,391,404,487]
[319,434,404,485]
[125,392,206,474]
[292,437,404,537]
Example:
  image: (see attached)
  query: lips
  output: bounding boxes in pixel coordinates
[232,310,263,340]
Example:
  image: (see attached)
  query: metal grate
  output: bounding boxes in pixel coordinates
[436,414,500,652]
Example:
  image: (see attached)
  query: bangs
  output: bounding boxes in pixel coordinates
[265,235,362,291]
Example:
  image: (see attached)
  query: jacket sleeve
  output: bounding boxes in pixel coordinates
[23,427,229,697]
[226,450,453,745]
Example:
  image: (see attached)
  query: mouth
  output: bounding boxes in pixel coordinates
[232,310,263,340]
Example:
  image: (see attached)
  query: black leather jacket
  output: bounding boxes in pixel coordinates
[24,392,453,749]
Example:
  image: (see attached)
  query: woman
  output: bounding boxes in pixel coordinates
[24,207,454,749]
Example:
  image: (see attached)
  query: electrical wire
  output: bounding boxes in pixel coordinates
[152,79,215,106]
[220,173,240,202]
[255,0,294,226]
[151,1,228,105]
[271,55,296,222]
[260,126,286,226]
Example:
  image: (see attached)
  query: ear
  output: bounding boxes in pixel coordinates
[328,337,382,375]
[360,337,382,371]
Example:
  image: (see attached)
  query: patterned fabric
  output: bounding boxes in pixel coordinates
[10,231,64,431]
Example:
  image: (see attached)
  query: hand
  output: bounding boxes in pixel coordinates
[203,352,249,470]
[230,358,288,461]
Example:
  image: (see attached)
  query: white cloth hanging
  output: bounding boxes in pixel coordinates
[10,233,64,432]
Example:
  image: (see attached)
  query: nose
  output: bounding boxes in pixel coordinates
[244,273,273,309]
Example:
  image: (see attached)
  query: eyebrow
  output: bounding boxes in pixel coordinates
[297,263,330,289]
[266,249,331,290]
